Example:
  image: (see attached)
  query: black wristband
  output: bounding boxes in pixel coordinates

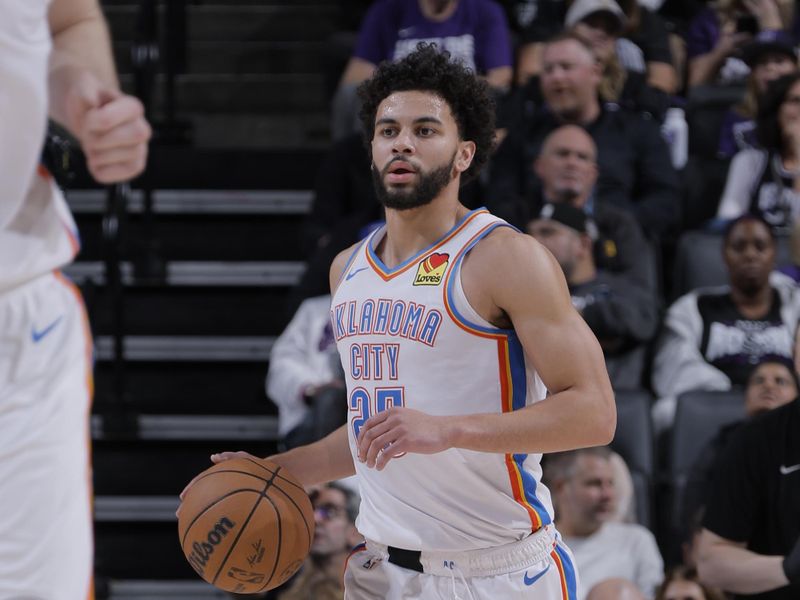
[784,537,800,584]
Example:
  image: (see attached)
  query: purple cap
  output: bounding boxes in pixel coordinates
[741,30,798,67]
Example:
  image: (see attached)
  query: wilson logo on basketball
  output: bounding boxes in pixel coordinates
[413,252,449,286]
[187,517,236,575]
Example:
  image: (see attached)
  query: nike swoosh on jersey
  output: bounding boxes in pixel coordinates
[32,316,64,343]
[780,464,800,475]
[523,564,550,586]
[345,266,369,281]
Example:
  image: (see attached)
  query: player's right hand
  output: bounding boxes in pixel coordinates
[64,72,151,184]
[178,451,261,506]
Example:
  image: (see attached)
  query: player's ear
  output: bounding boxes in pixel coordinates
[454,140,475,174]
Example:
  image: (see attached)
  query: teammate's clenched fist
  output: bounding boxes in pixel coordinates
[63,72,151,183]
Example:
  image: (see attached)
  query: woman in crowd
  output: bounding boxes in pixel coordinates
[717,31,797,158]
[716,72,800,229]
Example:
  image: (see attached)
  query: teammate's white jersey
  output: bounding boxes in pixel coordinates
[0,0,79,293]
[332,208,555,551]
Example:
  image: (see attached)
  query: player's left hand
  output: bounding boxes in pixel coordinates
[357,407,453,470]
[64,72,151,183]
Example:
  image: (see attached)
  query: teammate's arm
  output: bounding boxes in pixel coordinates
[357,230,615,469]
[48,0,150,183]
[697,528,790,594]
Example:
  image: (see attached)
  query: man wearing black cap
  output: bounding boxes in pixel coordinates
[528,202,658,388]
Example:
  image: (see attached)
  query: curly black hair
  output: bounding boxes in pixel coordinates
[357,43,496,184]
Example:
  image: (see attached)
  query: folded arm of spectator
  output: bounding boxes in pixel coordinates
[697,529,790,593]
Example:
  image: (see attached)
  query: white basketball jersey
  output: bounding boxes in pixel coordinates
[332,209,555,551]
[0,0,79,293]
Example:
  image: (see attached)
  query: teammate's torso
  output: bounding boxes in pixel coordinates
[332,209,554,551]
[0,0,79,292]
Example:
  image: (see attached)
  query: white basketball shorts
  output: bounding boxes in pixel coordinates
[344,525,579,600]
[0,271,94,600]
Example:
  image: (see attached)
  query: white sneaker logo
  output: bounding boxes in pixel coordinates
[780,464,800,475]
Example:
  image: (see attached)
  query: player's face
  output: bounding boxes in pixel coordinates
[745,362,798,416]
[370,90,470,211]
[723,220,776,294]
[567,455,616,528]
[541,41,601,122]
[535,127,598,206]
[310,488,353,556]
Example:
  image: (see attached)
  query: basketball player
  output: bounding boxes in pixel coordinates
[1,1,150,598]
[185,43,615,599]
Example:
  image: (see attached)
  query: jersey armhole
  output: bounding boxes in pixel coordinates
[443,222,517,336]
[331,236,370,296]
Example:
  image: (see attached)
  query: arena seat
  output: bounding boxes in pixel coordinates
[611,390,655,528]
[666,390,745,540]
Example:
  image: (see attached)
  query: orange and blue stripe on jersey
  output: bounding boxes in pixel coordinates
[552,543,579,600]
[364,209,489,281]
[37,164,81,258]
[443,222,552,533]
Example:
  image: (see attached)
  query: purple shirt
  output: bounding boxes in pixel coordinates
[686,8,750,82]
[687,7,721,59]
[353,0,512,74]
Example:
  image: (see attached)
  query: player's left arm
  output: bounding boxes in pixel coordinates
[357,230,615,469]
[48,0,151,183]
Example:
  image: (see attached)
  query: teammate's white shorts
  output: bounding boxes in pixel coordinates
[0,271,94,600]
[344,525,579,600]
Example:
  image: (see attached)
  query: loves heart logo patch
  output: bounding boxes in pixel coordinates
[413,252,449,286]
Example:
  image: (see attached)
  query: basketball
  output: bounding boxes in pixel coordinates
[177,457,314,594]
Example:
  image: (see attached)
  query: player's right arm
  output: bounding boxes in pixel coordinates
[48,0,151,184]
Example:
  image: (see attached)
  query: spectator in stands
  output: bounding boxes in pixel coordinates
[331,0,513,140]
[514,124,656,291]
[267,295,346,450]
[686,0,791,87]
[515,0,677,93]
[696,394,800,599]
[717,30,797,158]
[655,566,725,600]
[507,0,671,122]
[528,202,658,388]
[491,33,680,237]
[716,72,800,230]
[545,447,664,599]
[651,215,800,430]
[273,482,362,600]
[681,359,798,543]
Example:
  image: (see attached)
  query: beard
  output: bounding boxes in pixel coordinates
[372,153,455,211]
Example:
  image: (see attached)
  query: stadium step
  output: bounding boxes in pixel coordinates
[100,580,228,600]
